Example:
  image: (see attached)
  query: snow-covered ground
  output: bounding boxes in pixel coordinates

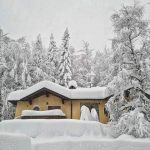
[0,119,150,150]
[0,132,32,150]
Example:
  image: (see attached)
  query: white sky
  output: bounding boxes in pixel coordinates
[0,0,150,51]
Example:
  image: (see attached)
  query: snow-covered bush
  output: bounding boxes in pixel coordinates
[91,108,99,121]
[80,105,99,121]
[109,109,150,138]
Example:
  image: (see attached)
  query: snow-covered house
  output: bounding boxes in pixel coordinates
[7,81,111,123]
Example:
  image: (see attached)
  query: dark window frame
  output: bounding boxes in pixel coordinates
[48,106,61,110]
[32,106,40,111]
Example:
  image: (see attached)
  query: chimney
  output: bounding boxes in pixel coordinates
[68,80,77,89]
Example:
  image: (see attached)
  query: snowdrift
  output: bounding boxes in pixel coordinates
[0,119,106,138]
[0,119,150,150]
[0,133,32,150]
[32,138,150,150]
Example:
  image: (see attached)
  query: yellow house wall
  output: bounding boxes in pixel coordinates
[15,94,108,124]
[15,95,71,119]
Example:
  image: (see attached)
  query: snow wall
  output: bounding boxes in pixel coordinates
[0,133,32,150]
[0,119,150,150]
[0,119,106,138]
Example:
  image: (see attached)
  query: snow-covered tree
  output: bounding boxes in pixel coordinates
[0,29,4,121]
[45,34,58,82]
[47,34,58,67]
[30,34,50,83]
[57,28,72,87]
[109,109,150,138]
[32,34,43,68]
[106,2,150,138]
[93,48,113,87]
[73,41,94,87]
[108,2,150,93]
[17,37,31,88]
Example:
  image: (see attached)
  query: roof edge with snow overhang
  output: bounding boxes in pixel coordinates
[7,81,111,104]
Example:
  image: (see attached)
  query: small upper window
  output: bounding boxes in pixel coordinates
[33,105,40,111]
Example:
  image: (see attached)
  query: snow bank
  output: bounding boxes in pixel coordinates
[0,119,106,138]
[21,109,65,116]
[7,80,109,101]
[0,120,150,150]
[32,137,150,150]
[0,132,32,150]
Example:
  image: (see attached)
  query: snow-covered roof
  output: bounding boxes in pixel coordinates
[7,81,110,102]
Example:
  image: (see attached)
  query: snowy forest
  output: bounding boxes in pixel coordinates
[1,2,150,138]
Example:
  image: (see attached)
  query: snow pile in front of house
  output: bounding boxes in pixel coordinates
[21,109,65,117]
[0,119,107,139]
[0,132,32,150]
[32,136,150,150]
[1,119,150,150]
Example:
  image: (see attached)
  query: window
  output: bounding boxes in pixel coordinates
[33,106,40,111]
[80,103,99,116]
[48,106,61,110]
[104,107,109,117]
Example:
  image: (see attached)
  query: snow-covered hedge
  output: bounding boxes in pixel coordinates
[108,110,150,138]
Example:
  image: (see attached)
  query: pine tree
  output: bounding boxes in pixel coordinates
[75,41,93,87]
[58,28,72,87]
[32,34,43,68]
[47,34,58,66]
[93,48,113,87]
[45,34,58,82]
[31,34,49,83]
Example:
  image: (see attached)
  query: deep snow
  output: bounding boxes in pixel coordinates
[0,132,32,150]
[0,119,150,150]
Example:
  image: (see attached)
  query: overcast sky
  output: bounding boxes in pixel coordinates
[0,0,150,51]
